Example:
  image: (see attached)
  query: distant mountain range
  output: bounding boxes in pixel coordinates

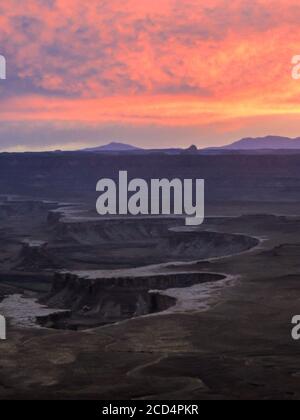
[217,136,300,150]
[76,136,300,154]
[81,141,197,155]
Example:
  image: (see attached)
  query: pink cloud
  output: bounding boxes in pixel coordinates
[1,0,300,149]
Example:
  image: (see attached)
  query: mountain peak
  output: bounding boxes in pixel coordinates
[222,136,300,150]
[83,142,142,152]
[182,144,198,154]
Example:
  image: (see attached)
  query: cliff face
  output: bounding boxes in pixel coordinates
[162,230,258,260]
[47,213,259,267]
[49,216,177,244]
[43,271,225,329]
[15,241,59,271]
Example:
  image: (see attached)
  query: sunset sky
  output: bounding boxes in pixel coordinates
[1,0,300,151]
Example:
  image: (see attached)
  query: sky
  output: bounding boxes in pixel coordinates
[1,0,300,151]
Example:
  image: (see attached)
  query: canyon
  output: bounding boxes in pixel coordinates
[1,153,300,399]
[0,194,258,330]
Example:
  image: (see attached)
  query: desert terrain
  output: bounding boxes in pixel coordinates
[0,153,300,399]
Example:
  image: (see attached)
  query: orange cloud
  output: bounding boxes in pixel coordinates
[1,0,300,150]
